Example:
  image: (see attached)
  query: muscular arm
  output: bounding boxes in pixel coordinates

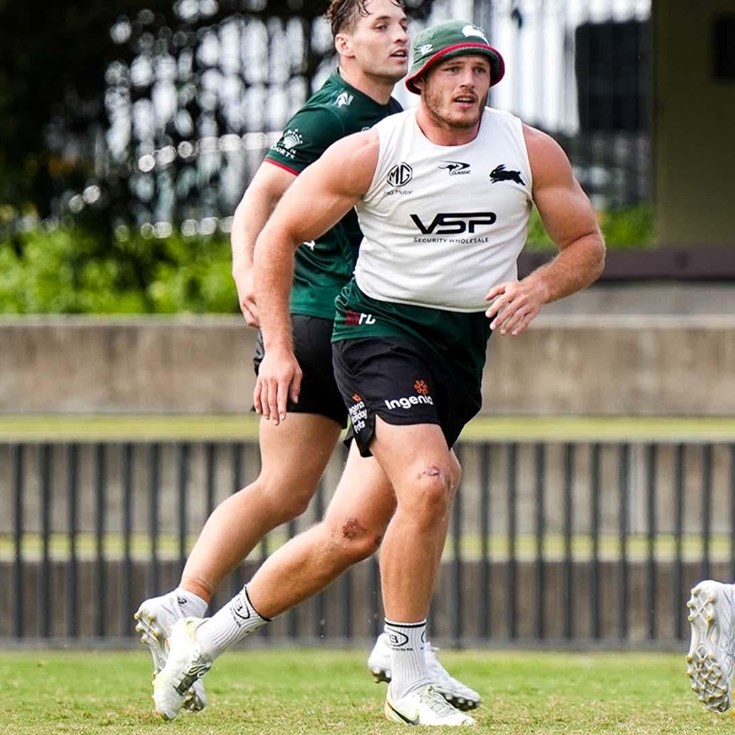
[230,162,296,326]
[253,129,379,422]
[485,125,606,335]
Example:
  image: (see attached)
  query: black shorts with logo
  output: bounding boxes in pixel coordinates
[332,337,483,458]
[253,315,348,427]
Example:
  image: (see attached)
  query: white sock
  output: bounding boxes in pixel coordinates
[172,587,208,618]
[385,619,432,699]
[195,587,269,660]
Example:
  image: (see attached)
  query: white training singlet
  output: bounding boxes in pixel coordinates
[354,106,533,312]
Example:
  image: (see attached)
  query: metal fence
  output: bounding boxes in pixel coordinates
[1,437,730,648]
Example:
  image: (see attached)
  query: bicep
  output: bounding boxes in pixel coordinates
[527,130,599,249]
[231,163,297,268]
[237,161,296,216]
[268,133,376,245]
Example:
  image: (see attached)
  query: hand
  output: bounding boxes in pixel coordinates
[485,279,545,336]
[253,348,302,425]
[235,268,259,328]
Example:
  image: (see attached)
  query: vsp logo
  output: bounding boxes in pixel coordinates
[410,212,496,235]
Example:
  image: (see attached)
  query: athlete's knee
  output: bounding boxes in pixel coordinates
[325,515,383,564]
[276,488,314,521]
[404,461,454,519]
[236,476,316,524]
[447,453,462,501]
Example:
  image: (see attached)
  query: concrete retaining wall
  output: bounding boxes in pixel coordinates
[1,309,733,416]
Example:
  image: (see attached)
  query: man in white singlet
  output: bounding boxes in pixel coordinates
[153,19,605,727]
[254,18,605,725]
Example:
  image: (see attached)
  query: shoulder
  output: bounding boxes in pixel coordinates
[311,129,380,196]
[522,124,570,165]
[285,76,351,127]
[521,124,573,186]
[323,128,380,166]
[286,100,343,132]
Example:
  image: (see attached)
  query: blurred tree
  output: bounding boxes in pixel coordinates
[0,0,168,226]
[0,0,434,241]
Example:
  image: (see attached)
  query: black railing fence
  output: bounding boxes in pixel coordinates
[1,438,730,648]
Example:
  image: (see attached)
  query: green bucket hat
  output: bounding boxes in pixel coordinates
[405,20,505,94]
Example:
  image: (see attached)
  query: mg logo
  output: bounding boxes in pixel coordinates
[387,162,413,188]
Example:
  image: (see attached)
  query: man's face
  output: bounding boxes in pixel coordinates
[338,0,409,83]
[419,54,492,130]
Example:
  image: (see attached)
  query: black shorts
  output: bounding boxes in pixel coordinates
[332,337,482,458]
[253,315,348,427]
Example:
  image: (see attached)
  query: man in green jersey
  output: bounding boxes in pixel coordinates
[136,0,479,719]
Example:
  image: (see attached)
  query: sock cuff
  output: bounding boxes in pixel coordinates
[243,586,272,623]
[173,587,208,617]
[384,619,427,629]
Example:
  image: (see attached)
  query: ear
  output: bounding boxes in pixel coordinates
[334,32,354,58]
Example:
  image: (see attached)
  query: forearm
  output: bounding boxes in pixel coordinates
[231,192,275,282]
[524,231,605,304]
[253,229,297,352]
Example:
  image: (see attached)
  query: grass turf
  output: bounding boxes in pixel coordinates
[1,414,735,441]
[0,648,730,734]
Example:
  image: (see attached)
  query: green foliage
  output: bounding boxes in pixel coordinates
[147,234,238,314]
[0,205,654,315]
[527,204,654,251]
[598,203,656,249]
[0,227,237,314]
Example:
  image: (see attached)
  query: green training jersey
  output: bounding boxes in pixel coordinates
[265,73,402,319]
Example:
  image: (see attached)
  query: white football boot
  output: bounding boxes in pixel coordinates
[134,594,207,712]
[686,580,735,712]
[153,617,213,721]
[385,683,476,726]
[368,633,481,711]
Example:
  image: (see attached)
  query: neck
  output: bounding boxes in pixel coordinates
[414,105,482,146]
[337,66,394,105]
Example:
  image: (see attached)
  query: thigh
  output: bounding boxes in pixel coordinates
[258,413,342,492]
[254,315,347,427]
[333,337,455,457]
[372,419,454,494]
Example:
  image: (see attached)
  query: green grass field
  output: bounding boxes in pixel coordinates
[0,648,731,734]
[1,414,735,441]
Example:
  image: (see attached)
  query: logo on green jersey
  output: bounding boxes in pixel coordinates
[335,92,354,107]
[272,128,303,160]
[281,129,303,150]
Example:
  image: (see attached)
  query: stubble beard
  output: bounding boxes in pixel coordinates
[424,87,487,131]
